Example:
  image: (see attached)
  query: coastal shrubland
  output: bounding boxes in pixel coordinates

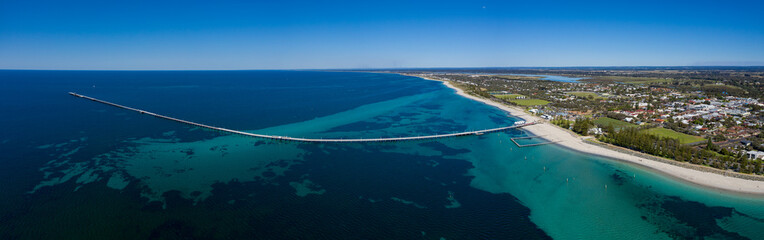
[551,116,571,130]
[599,124,763,174]
[553,115,762,174]
[552,117,595,135]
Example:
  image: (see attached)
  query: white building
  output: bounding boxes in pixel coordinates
[747,150,764,160]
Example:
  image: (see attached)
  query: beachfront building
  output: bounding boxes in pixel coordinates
[746,150,764,160]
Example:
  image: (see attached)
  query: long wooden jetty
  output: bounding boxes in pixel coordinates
[69,92,536,143]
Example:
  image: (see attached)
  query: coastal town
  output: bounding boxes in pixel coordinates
[401,69,764,176]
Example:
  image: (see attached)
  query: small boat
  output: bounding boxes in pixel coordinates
[475,132,484,136]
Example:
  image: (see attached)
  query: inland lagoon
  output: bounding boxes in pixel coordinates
[1,70,763,239]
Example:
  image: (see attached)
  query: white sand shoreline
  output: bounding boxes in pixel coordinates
[413,75,764,195]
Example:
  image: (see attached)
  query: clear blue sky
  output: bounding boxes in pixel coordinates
[1,0,763,70]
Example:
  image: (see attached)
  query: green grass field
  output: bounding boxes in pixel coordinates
[509,99,549,106]
[493,94,525,100]
[593,117,635,129]
[566,92,605,99]
[640,127,706,144]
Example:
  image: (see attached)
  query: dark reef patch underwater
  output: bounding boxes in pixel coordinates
[1,70,763,239]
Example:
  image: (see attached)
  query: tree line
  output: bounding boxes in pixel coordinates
[553,117,763,175]
[600,123,763,174]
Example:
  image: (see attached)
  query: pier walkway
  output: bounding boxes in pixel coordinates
[69,92,536,143]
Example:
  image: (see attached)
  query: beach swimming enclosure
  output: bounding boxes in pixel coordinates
[510,136,556,147]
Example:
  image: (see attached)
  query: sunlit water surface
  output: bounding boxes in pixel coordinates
[0,70,761,239]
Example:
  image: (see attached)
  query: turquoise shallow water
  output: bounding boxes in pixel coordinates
[1,70,762,239]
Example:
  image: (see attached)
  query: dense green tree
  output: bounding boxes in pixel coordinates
[572,117,593,135]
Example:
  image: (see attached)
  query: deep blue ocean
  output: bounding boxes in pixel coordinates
[1,70,763,239]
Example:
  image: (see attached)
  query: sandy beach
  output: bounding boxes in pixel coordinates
[415,75,764,195]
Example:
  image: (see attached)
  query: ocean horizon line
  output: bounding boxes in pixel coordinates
[2,65,764,71]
